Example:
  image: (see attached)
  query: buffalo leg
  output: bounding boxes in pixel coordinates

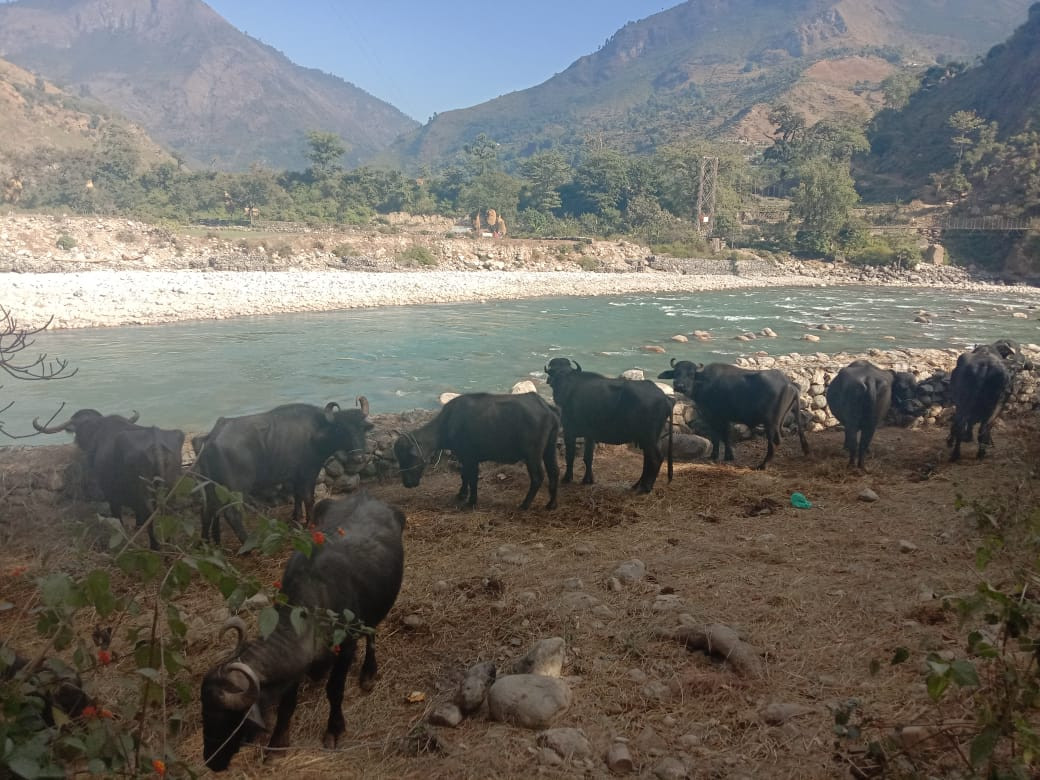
[134,507,159,550]
[843,426,858,466]
[858,423,877,469]
[322,643,356,749]
[721,425,735,462]
[543,440,559,510]
[359,635,378,692]
[265,681,300,759]
[756,426,777,470]
[456,474,468,502]
[562,432,578,483]
[581,438,596,485]
[633,443,662,493]
[949,419,964,462]
[460,460,479,507]
[520,455,544,510]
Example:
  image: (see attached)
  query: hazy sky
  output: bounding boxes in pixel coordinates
[204,1,674,122]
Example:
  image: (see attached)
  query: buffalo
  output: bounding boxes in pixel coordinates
[544,358,673,493]
[32,409,185,548]
[194,399,373,545]
[1,646,92,726]
[658,360,809,469]
[200,491,405,771]
[825,360,918,468]
[948,344,1013,461]
[393,391,560,510]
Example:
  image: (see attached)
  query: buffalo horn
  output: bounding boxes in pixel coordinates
[219,661,261,710]
[324,401,340,422]
[32,415,73,434]
[544,364,549,374]
[126,410,140,424]
[356,396,370,417]
[220,616,248,656]
[670,357,677,368]
[574,361,582,372]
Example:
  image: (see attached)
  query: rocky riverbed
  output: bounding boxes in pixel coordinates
[3,211,1037,330]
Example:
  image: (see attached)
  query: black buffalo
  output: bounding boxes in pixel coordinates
[393,392,560,510]
[32,409,185,548]
[947,344,1012,461]
[1,647,92,726]
[200,491,404,771]
[544,358,673,493]
[825,360,918,468]
[194,399,373,545]
[658,360,809,469]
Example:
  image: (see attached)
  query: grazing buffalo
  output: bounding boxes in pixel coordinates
[32,409,185,548]
[658,360,809,470]
[394,392,560,510]
[201,491,404,771]
[825,360,918,468]
[194,399,373,545]
[948,344,1012,461]
[544,358,673,493]
[1,647,92,726]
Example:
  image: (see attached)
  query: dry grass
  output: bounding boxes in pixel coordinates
[2,418,1038,778]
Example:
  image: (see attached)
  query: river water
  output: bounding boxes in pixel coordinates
[3,285,1038,443]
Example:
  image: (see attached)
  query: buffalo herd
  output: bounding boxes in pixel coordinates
[24,339,1034,770]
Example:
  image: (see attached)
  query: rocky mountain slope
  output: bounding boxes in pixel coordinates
[383,0,1033,169]
[0,0,418,170]
[0,54,168,165]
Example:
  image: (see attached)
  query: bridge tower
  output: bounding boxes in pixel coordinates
[695,156,719,235]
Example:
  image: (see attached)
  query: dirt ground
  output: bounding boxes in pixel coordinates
[2,418,1039,779]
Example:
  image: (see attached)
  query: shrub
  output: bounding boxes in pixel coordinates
[332,243,357,260]
[55,234,77,251]
[396,245,437,267]
[114,230,137,244]
[575,255,599,271]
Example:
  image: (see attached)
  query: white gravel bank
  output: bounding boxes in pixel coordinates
[3,269,826,330]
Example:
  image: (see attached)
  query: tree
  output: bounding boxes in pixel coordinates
[0,306,76,438]
[790,158,860,256]
[949,110,986,165]
[519,151,572,213]
[305,131,347,179]
[880,70,921,110]
[463,133,500,177]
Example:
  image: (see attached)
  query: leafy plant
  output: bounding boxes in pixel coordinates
[396,245,437,267]
[0,474,352,779]
[55,234,77,251]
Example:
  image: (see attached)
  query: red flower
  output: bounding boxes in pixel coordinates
[336,527,346,537]
[97,650,112,666]
[100,708,114,719]
[273,580,282,591]
[331,644,341,655]
[81,705,97,718]
[152,759,166,776]
[311,531,325,546]
[9,565,28,577]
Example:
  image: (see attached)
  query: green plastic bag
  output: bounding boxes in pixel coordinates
[790,492,812,509]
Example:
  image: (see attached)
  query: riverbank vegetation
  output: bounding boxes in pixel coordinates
[3,16,1039,280]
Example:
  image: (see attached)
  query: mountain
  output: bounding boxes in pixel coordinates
[382,0,1032,170]
[0,0,418,171]
[0,53,168,163]
[863,3,1040,193]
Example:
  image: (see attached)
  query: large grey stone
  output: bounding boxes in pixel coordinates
[537,727,591,760]
[487,674,572,729]
[454,661,497,715]
[512,637,566,677]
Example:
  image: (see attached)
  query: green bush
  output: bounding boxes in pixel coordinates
[396,245,437,267]
[55,234,77,251]
[848,238,921,268]
[332,243,357,260]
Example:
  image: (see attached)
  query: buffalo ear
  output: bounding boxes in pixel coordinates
[670,357,677,368]
[696,362,705,371]
[544,364,549,374]
[658,370,675,379]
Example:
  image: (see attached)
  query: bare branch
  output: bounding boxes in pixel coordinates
[1,306,77,382]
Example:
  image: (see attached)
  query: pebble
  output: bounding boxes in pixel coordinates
[606,742,634,774]
[899,540,919,553]
[428,702,463,727]
[858,488,879,502]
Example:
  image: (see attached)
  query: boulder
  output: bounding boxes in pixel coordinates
[487,674,572,729]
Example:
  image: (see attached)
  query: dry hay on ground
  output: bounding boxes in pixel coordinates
[2,419,1039,778]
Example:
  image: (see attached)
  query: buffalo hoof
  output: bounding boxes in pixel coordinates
[561,473,574,484]
[545,500,557,511]
[581,475,594,485]
[359,676,377,693]
[322,732,340,749]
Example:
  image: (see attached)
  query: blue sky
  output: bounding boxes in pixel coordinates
[205,1,675,122]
